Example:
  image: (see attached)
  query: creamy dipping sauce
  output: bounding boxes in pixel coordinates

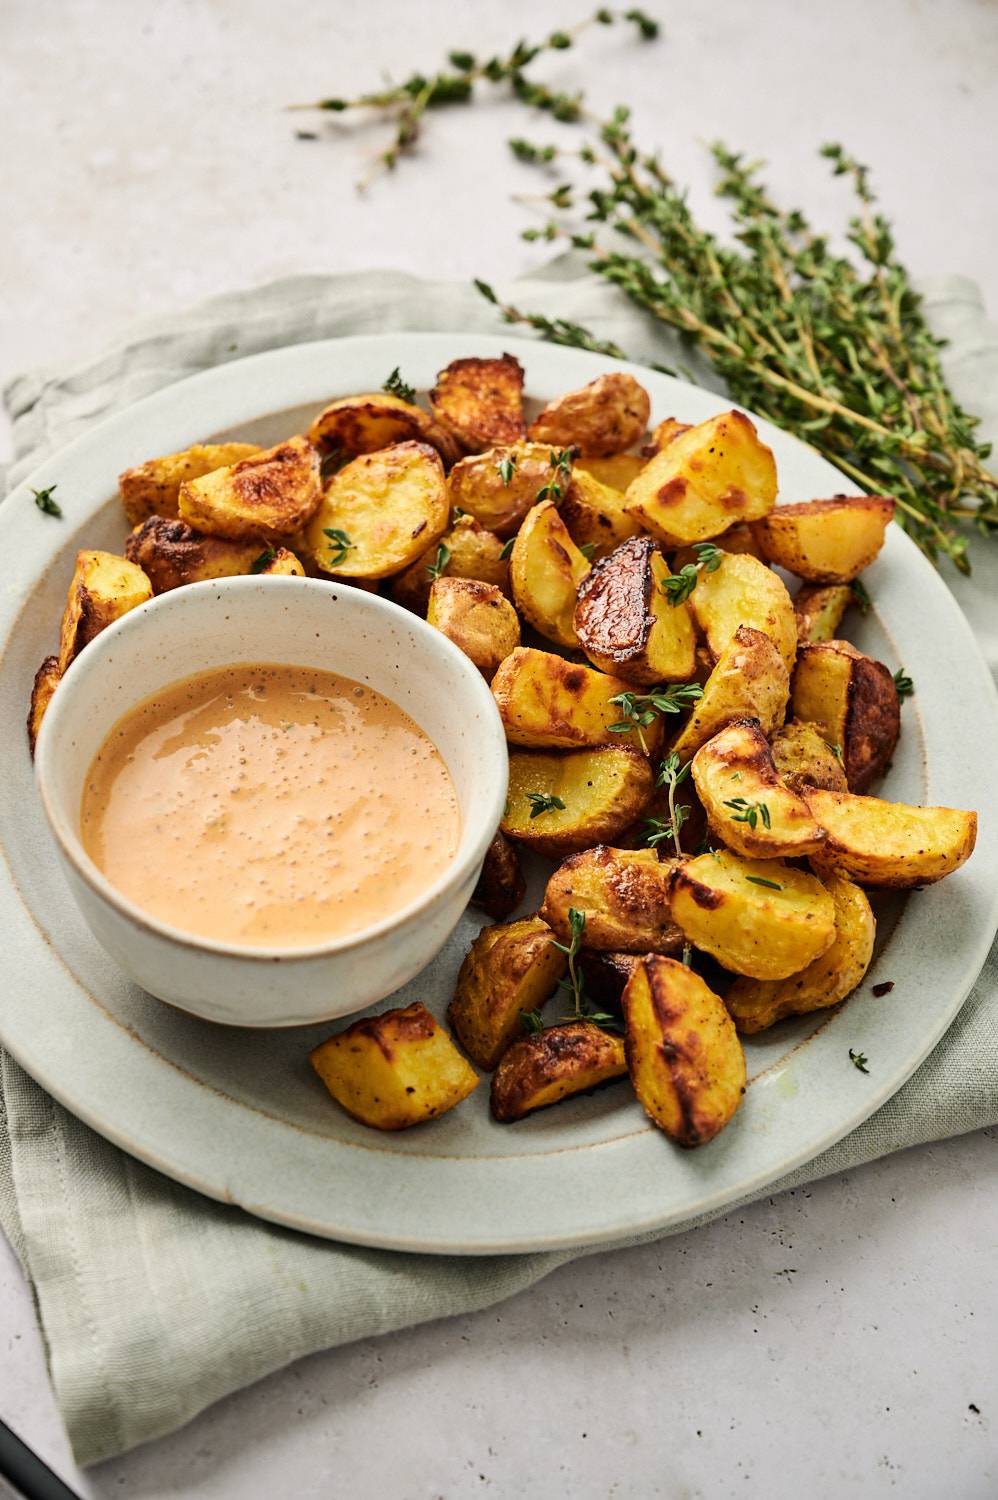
[80,664,461,948]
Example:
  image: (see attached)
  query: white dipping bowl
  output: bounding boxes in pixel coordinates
[34,576,509,1027]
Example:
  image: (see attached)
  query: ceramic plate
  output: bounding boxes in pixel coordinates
[2,333,996,1254]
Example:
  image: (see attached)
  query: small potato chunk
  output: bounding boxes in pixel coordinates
[726,874,875,1033]
[430,354,526,452]
[669,850,836,980]
[692,719,826,859]
[575,536,697,684]
[792,640,900,793]
[688,552,797,673]
[448,442,557,538]
[254,547,305,576]
[672,626,789,760]
[623,956,746,1147]
[574,453,645,492]
[448,916,566,1071]
[118,442,261,527]
[303,441,448,579]
[125,518,270,593]
[58,551,153,672]
[794,583,854,645]
[27,655,62,757]
[625,410,777,546]
[307,391,461,466]
[428,578,520,679]
[491,647,662,756]
[510,499,591,647]
[391,513,510,613]
[528,373,651,457]
[558,467,641,560]
[502,745,654,859]
[178,435,321,541]
[807,790,977,889]
[754,496,895,583]
[471,832,526,921]
[491,1022,628,1122]
[540,846,681,954]
[309,1002,478,1129]
[771,720,848,795]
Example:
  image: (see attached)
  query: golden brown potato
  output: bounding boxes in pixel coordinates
[725,874,875,1033]
[448,916,567,1071]
[491,648,663,756]
[390,513,510,613]
[669,850,836,980]
[770,720,848,795]
[574,536,697,684]
[27,655,62,757]
[644,417,692,456]
[688,552,797,673]
[447,442,557,538]
[540,846,681,954]
[557,467,642,560]
[528,373,651,457]
[254,547,305,576]
[491,1022,628,1122]
[306,391,461,466]
[625,410,777,546]
[574,453,645,492]
[753,496,895,582]
[510,499,592,647]
[671,522,764,569]
[309,1002,478,1129]
[430,354,526,452]
[427,577,520,679]
[58,550,153,672]
[691,718,826,859]
[672,626,789,759]
[178,435,321,541]
[303,441,449,579]
[806,790,977,889]
[471,832,526,921]
[792,640,900,793]
[118,442,261,527]
[793,583,854,645]
[125,518,270,593]
[502,745,655,859]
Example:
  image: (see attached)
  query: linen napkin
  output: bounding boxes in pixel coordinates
[2,262,997,1467]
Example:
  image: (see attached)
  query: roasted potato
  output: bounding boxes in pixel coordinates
[574,535,697,684]
[527,373,651,456]
[793,583,854,645]
[309,1002,478,1129]
[447,442,558,538]
[391,513,510,613]
[27,655,61,757]
[125,518,271,593]
[118,442,261,527]
[691,719,826,859]
[510,499,591,647]
[58,550,153,672]
[725,874,875,1033]
[753,496,895,582]
[540,846,681,954]
[770,720,848,795]
[807,790,977,889]
[427,578,520,679]
[644,417,692,456]
[303,441,448,579]
[577,949,642,1010]
[687,551,797,673]
[254,547,305,576]
[625,410,777,546]
[448,916,567,1071]
[430,354,526,452]
[672,626,789,759]
[671,522,764,569]
[178,435,321,541]
[574,453,645,492]
[491,1022,628,1122]
[502,745,655,858]
[306,391,461,466]
[471,832,526,921]
[669,850,837,980]
[623,955,746,1147]
[491,648,662,756]
[558,467,641,560]
[792,640,900,793]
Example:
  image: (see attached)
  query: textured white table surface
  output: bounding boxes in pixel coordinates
[1,2,997,1496]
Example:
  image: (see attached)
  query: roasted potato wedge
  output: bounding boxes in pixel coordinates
[725,874,875,1033]
[448,916,567,1071]
[792,640,900,793]
[491,1022,628,1122]
[540,846,681,954]
[491,648,662,755]
[623,955,746,1147]
[306,391,460,466]
[118,442,260,527]
[574,536,697,684]
[471,832,526,921]
[754,496,895,582]
[178,435,321,541]
[672,626,789,759]
[58,550,153,672]
[125,518,270,593]
[558,467,642,560]
[303,441,448,579]
[447,442,560,538]
[771,720,848,795]
[691,718,826,859]
[27,655,62,757]
[807,790,977,889]
[391,513,510,613]
[688,551,797,673]
[502,745,655,858]
[669,850,837,979]
[574,453,645,492]
[625,410,777,546]
[510,499,591,647]
[309,1002,478,1129]
[430,354,526,452]
[427,578,520,679]
[793,583,854,645]
[527,373,651,457]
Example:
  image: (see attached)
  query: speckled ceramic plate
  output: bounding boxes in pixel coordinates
[2,333,996,1254]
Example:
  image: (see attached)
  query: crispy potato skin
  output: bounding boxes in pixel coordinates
[118,442,260,527]
[672,626,789,759]
[792,640,900,793]
[541,845,682,954]
[502,745,655,858]
[625,410,777,546]
[688,552,797,673]
[753,496,895,583]
[391,513,510,613]
[491,648,662,755]
[58,550,154,672]
[307,392,461,466]
[431,355,526,452]
[575,536,697,685]
[490,1022,628,1122]
[771,720,848,795]
[577,949,642,1009]
[807,790,977,888]
[527,373,651,457]
[427,577,520,679]
[623,955,746,1147]
[558,467,642,560]
[448,442,557,538]
[574,454,645,491]
[471,832,526,921]
[448,916,566,1071]
[304,441,449,579]
[27,655,62,757]
[178,435,321,542]
[726,874,875,1033]
[510,499,591,647]
[794,583,853,645]
[309,1002,478,1129]
[691,718,826,859]
[125,518,271,593]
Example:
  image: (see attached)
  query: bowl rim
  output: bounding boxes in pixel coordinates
[34,574,509,963]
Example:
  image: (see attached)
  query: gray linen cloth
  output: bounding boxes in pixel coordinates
[2,264,997,1466]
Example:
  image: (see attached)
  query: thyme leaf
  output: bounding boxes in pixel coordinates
[383,366,416,403]
[32,485,63,517]
[526,791,566,818]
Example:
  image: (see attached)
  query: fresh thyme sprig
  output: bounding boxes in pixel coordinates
[546,907,619,1030]
[526,790,567,818]
[849,1048,870,1073]
[32,485,63,517]
[724,797,772,831]
[644,751,691,856]
[324,528,355,566]
[536,447,576,501]
[893,668,914,700]
[426,542,451,580]
[850,578,872,614]
[383,367,416,403]
[660,541,724,605]
[607,682,703,753]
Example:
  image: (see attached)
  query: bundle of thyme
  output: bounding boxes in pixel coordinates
[292,11,997,572]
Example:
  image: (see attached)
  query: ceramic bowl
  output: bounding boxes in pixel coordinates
[34,575,508,1026]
